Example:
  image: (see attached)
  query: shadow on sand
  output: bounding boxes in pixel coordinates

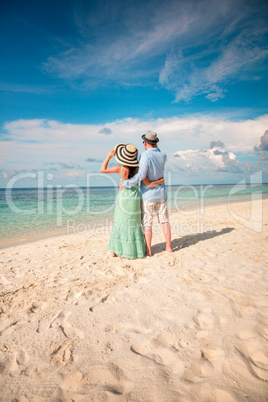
[151,227,235,255]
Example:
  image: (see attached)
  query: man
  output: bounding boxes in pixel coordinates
[119,130,172,256]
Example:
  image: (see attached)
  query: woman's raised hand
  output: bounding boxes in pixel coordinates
[108,149,115,158]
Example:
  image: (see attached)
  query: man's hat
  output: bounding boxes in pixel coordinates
[142,130,159,144]
[114,143,139,166]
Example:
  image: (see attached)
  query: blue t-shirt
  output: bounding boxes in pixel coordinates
[123,147,167,202]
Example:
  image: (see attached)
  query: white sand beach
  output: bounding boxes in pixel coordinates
[0,199,267,401]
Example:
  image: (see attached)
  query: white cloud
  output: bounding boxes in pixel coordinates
[1,114,267,186]
[61,171,86,178]
[1,114,268,175]
[160,31,268,102]
[254,130,268,151]
[0,83,54,94]
[172,142,242,174]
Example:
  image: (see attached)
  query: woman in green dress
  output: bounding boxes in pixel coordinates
[100,143,164,259]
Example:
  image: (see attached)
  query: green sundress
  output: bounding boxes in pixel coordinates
[108,166,146,259]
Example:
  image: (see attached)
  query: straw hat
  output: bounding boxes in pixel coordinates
[114,143,139,166]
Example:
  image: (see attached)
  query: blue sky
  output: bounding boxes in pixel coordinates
[1,0,268,187]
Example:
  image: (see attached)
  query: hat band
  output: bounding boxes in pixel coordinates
[145,136,157,143]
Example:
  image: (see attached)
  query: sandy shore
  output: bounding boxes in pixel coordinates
[0,199,267,401]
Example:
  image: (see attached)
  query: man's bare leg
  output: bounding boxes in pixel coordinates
[144,226,153,256]
[162,222,172,252]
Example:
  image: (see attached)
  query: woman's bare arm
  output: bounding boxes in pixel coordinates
[100,150,121,174]
[142,177,164,188]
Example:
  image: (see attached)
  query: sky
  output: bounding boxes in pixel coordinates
[0,0,268,187]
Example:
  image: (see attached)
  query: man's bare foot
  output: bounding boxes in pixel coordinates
[166,247,173,253]
[146,249,152,257]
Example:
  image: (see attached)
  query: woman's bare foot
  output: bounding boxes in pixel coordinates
[166,247,173,253]
[146,248,152,257]
[109,252,116,257]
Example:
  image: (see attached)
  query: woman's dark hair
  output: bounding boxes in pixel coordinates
[125,166,138,179]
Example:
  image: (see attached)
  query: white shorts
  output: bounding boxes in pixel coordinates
[142,200,169,227]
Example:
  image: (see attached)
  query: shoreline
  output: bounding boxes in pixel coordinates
[0,197,265,250]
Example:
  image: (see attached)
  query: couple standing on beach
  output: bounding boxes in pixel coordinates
[100,131,172,258]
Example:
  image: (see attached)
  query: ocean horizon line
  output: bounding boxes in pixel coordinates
[1,182,268,190]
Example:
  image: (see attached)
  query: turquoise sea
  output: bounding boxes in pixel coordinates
[0,184,267,246]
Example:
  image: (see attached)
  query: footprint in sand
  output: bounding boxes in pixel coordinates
[229,300,245,318]
[235,340,268,382]
[106,322,151,335]
[60,322,84,340]
[0,319,20,336]
[248,350,268,381]
[89,292,116,312]
[50,311,71,328]
[0,348,29,374]
[193,308,219,330]
[0,275,9,286]
[256,319,268,341]
[52,311,84,340]
[29,300,48,314]
[250,350,268,370]
[182,344,225,383]
[131,339,185,374]
[82,365,133,396]
[65,290,82,304]
[50,340,74,367]
[157,332,202,365]
[37,310,66,333]
[202,347,225,374]
[182,351,215,383]
[37,310,84,340]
